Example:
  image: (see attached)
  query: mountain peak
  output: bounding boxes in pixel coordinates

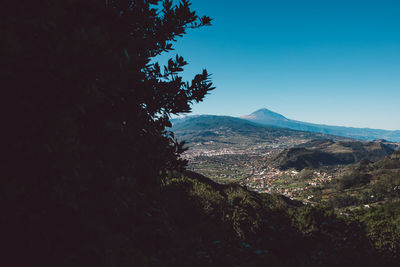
[240,108,400,142]
[241,108,288,122]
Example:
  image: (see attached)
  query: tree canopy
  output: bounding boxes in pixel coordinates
[2,0,213,265]
[3,0,214,186]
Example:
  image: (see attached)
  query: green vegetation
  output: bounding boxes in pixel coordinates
[3,0,213,266]
[353,202,400,256]
[272,139,394,171]
[338,172,372,190]
[328,152,400,208]
[269,150,400,210]
[3,0,399,266]
[297,168,315,180]
[156,172,397,266]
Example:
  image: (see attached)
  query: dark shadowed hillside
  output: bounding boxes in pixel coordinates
[328,150,400,208]
[272,139,394,170]
[153,171,391,266]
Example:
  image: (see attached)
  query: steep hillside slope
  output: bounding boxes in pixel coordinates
[272,139,394,170]
[330,150,400,207]
[153,171,399,266]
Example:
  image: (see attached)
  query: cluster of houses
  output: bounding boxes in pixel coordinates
[244,168,334,201]
[308,172,333,186]
[183,145,336,203]
[181,148,240,160]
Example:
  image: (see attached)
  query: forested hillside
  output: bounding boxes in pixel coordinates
[272,139,394,170]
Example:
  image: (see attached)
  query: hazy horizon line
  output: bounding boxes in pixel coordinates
[174,109,400,132]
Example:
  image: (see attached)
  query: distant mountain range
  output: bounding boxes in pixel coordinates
[170,115,351,150]
[241,108,400,142]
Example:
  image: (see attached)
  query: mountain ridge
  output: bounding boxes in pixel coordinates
[270,138,395,171]
[170,115,351,148]
[241,108,290,122]
[240,108,400,142]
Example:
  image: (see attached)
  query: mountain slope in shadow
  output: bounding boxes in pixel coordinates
[272,139,394,170]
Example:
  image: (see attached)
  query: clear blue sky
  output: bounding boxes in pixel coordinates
[158,0,400,130]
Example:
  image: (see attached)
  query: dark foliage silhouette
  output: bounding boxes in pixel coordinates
[2,0,212,266]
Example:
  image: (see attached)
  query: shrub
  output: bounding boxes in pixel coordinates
[339,172,371,190]
[355,202,400,256]
[329,194,360,208]
[297,168,315,180]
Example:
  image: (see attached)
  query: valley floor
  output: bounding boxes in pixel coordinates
[184,143,400,212]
